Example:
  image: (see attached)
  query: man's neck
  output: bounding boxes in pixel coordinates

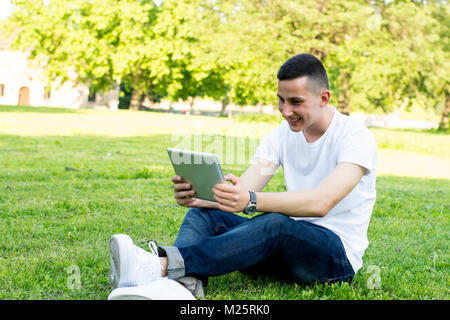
[303,106,334,143]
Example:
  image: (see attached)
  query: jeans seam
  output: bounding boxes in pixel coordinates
[317,258,354,283]
[318,269,355,282]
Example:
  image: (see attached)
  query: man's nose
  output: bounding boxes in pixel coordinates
[282,104,294,117]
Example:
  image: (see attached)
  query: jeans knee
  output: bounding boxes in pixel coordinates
[184,207,209,222]
[175,208,214,247]
[256,212,291,225]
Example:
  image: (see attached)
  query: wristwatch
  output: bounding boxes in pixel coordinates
[243,190,257,215]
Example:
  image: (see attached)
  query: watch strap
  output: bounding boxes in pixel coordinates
[249,190,256,204]
[243,190,257,215]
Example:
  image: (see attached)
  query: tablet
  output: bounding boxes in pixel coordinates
[167,147,225,202]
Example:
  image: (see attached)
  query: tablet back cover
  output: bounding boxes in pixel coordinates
[167,148,224,202]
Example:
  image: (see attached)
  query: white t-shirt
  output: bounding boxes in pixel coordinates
[254,106,377,274]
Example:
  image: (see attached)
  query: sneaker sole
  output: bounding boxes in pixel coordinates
[108,288,151,300]
[109,234,135,289]
[108,278,196,300]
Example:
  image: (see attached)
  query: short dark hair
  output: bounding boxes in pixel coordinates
[277,53,329,92]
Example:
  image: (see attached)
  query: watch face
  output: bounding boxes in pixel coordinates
[247,204,257,214]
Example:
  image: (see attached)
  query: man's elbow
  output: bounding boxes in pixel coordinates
[316,198,336,217]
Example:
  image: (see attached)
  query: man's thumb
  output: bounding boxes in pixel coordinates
[225,173,239,185]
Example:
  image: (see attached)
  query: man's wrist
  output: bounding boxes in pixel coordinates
[243,190,257,214]
[254,192,260,212]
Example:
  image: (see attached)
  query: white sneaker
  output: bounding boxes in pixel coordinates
[109,234,162,289]
[108,278,196,300]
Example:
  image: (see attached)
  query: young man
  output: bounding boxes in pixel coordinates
[107,53,377,300]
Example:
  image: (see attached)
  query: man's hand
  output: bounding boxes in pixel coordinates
[171,175,200,207]
[171,175,218,209]
[212,173,251,213]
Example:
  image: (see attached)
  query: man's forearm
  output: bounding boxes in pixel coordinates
[255,189,331,218]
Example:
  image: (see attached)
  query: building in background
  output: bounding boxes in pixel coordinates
[0,35,119,110]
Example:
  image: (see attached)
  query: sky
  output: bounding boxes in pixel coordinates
[0,0,12,20]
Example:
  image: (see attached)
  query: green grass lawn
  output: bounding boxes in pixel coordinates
[0,105,448,300]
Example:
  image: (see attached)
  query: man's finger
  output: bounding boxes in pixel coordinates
[171,175,186,184]
[225,173,240,186]
[212,187,235,200]
[175,189,195,199]
[174,183,191,191]
[181,197,202,208]
[217,203,235,213]
[214,182,235,192]
[213,194,236,207]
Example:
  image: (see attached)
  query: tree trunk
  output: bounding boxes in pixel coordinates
[129,89,141,111]
[220,94,229,115]
[337,72,351,116]
[390,98,409,119]
[189,96,195,111]
[438,92,449,130]
[143,94,154,109]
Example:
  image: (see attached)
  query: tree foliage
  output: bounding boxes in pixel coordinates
[2,0,448,126]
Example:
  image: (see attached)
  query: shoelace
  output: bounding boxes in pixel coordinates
[148,240,168,271]
[130,241,162,284]
[148,240,165,275]
[148,241,159,258]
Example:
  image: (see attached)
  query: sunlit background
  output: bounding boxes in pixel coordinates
[0,0,12,20]
[0,0,448,300]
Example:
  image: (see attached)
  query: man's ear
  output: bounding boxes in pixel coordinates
[320,89,331,106]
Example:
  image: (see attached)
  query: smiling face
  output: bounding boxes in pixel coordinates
[277,76,331,135]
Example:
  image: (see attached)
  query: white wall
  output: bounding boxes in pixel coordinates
[0,49,119,109]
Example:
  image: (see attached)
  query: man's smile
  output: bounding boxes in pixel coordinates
[287,116,302,124]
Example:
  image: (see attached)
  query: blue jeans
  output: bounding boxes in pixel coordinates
[163,208,354,288]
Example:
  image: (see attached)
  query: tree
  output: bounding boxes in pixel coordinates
[208,0,449,119]
[211,0,370,114]
[4,0,227,110]
[428,2,449,130]
[147,0,228,111]
[3,0,447,123]
[3,0,160,109]
[350,0,448,120]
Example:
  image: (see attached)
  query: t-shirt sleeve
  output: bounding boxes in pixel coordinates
[336,125,377,175]
[253,125,282,166]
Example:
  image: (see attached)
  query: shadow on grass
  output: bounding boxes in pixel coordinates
[2,104,448,134]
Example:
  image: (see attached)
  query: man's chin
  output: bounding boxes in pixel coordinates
[288,124,303,132]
